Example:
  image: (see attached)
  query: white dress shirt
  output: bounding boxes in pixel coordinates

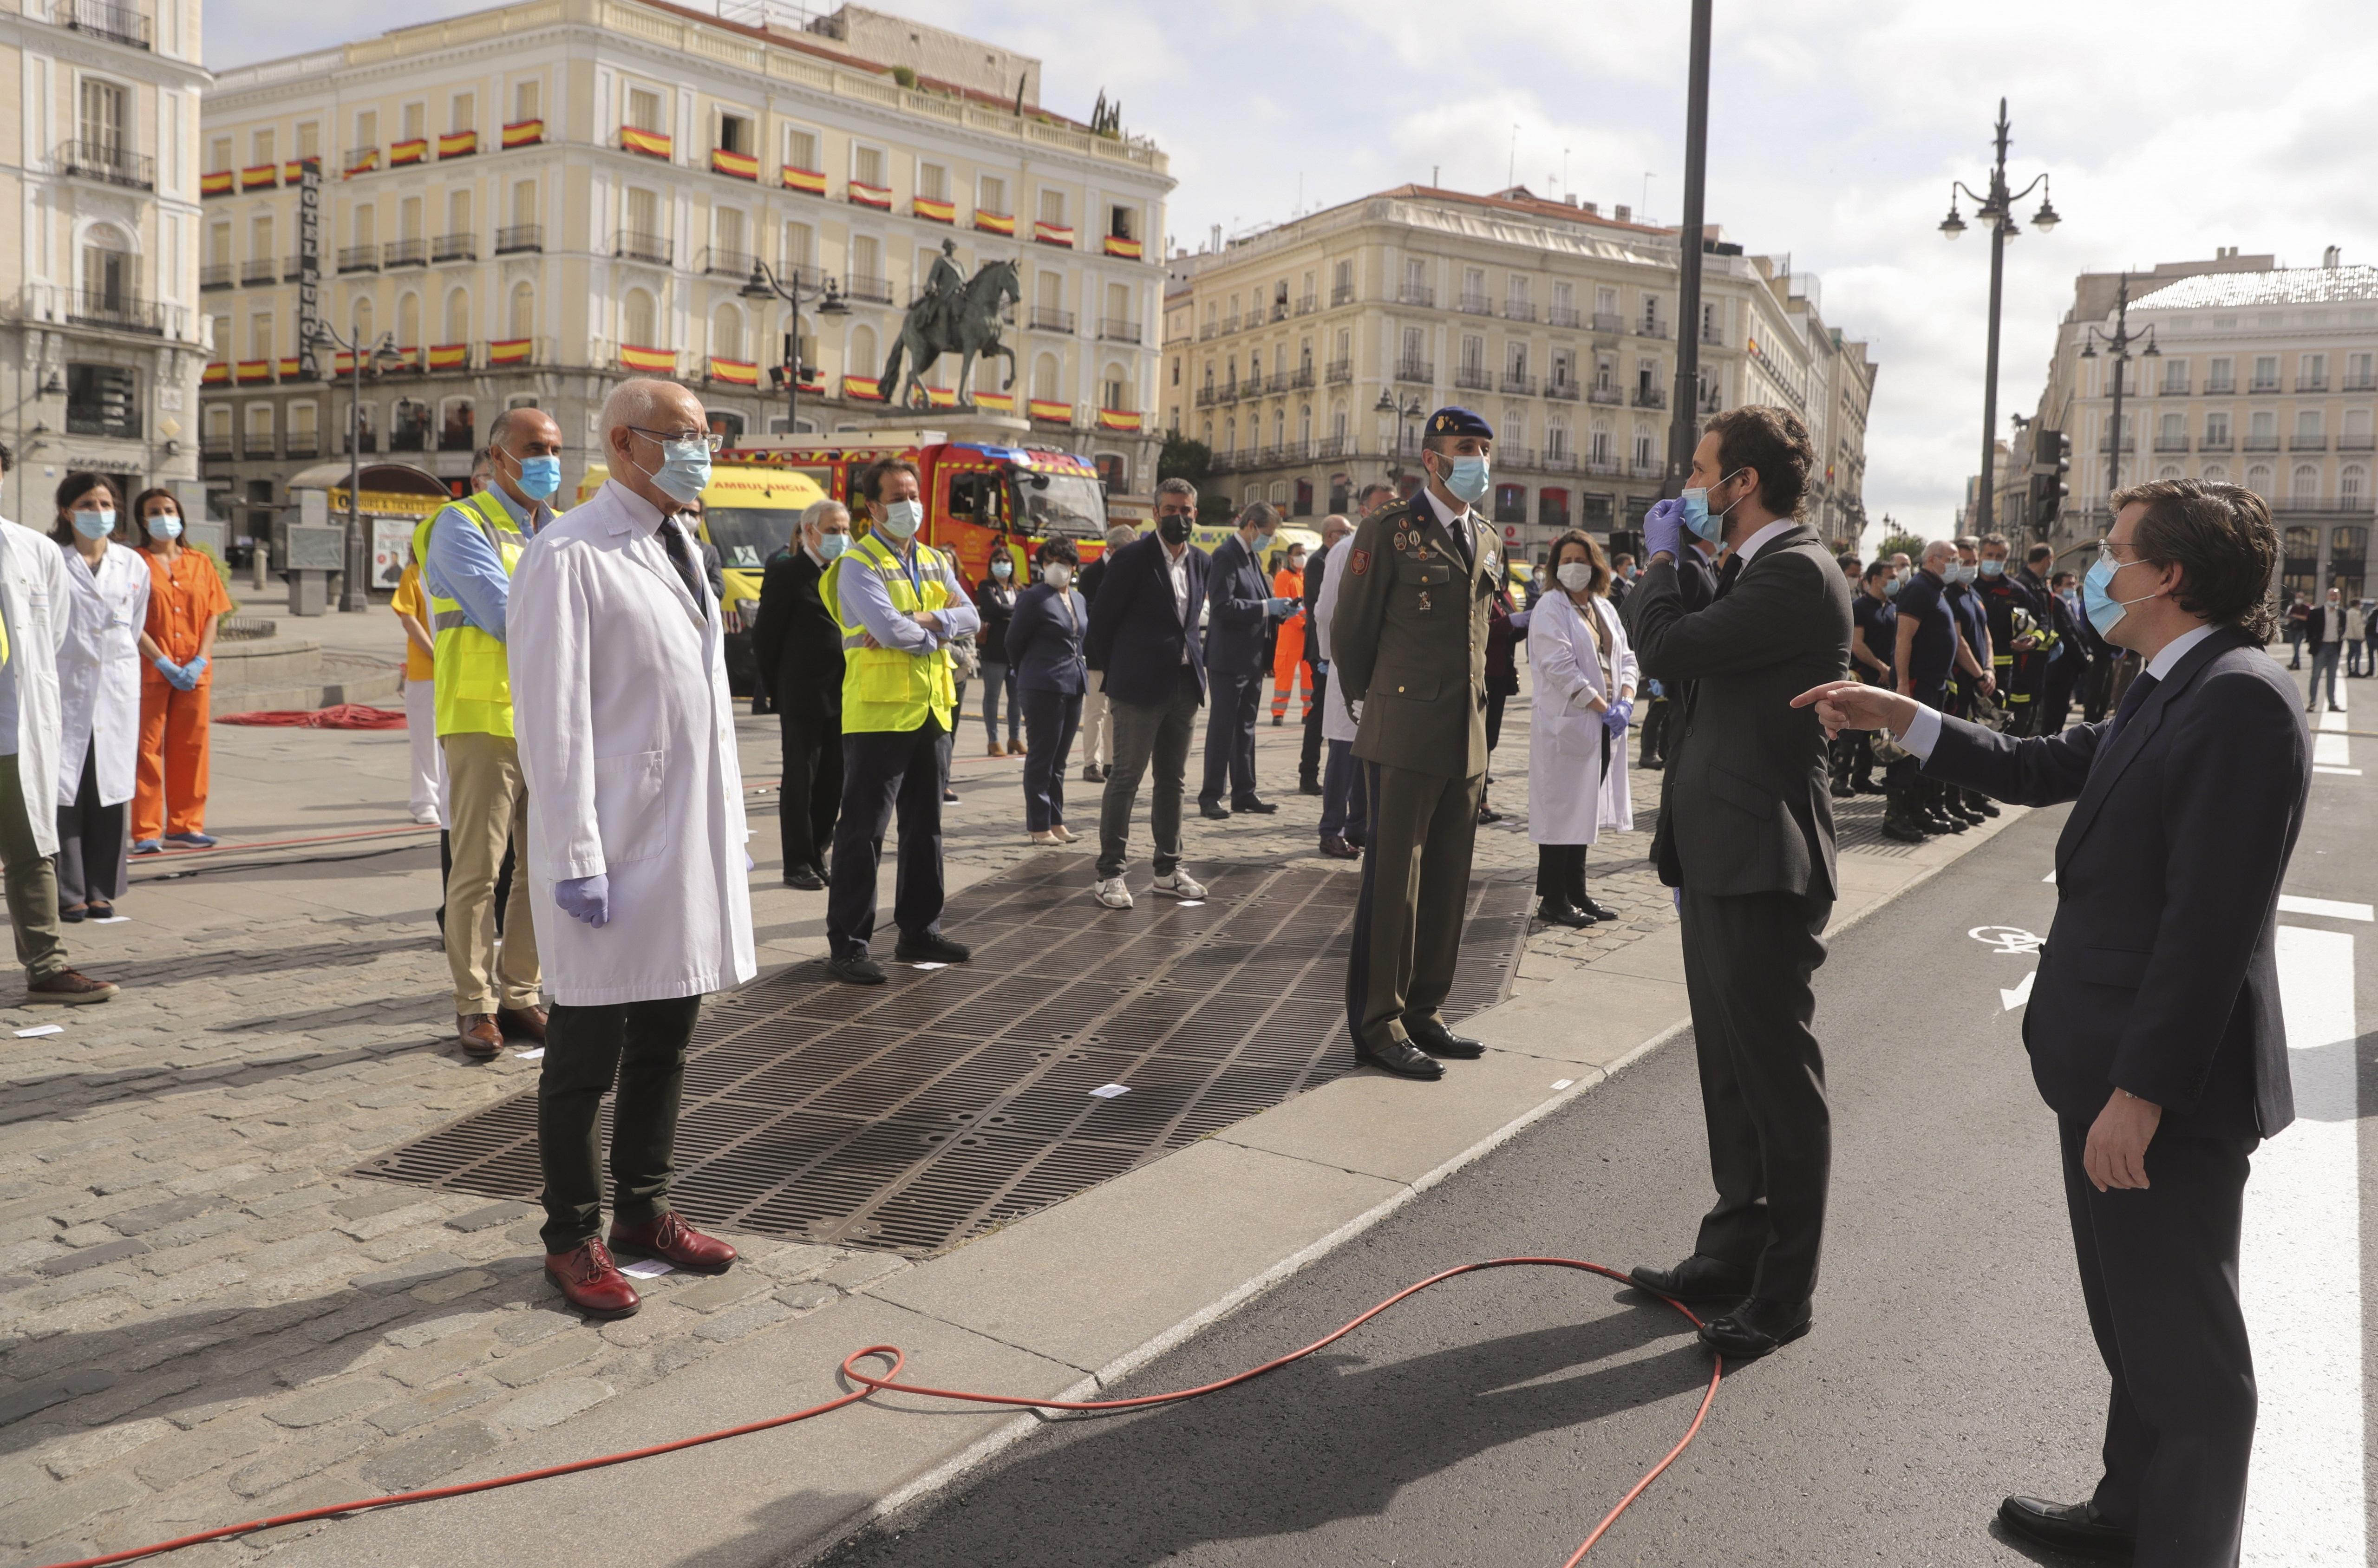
[1901,621,2219,760]
[1163,538,1191,662]
[1730,516,1798,567]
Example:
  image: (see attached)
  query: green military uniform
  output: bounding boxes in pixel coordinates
[1330,456,1500,1063]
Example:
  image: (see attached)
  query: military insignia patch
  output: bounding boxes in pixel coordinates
[1350,549,1370,575]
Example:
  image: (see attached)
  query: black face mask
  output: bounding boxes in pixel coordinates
[1157,513,1192,546]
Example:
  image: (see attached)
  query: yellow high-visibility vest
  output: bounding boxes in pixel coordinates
[412,491,530,738]
[823,530,956,733]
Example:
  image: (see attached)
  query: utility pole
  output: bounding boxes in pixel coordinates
[1663,0,1712,498]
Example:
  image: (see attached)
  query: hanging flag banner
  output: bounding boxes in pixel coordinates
[1102,235,1144,260]
[847,180,892,210]
[914,196,955,224]
[973,389,1016,413]
[1033,220,1075,248]
[241,163,278,190]
[427,343,469,371]
[710,148,759,181]
[1027,398,1073,423]
[501,120,543,149]
[781,165,827,196]
[707,356,759,385]
[619,127,673,160]
[389,138,427,166]
[343,148,379,178]
[485,338,533,366]
[201,361,229,385]
[974,210,1016,236]
[1096,408,1143,432]
[235,360,274,383]
[619,344,677,373]
[437,130,477,159]
[201,170,234,196]
[842,375,886,402]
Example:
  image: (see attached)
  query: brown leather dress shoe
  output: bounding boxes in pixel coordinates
[544,1239,641,1319]
[609,1210,738,1274]
[24,969,119,1005]
[495,1005,549,1044]
[456,1013,502,1059]
[1318,835,1361,860]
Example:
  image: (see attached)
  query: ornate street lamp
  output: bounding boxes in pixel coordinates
[1374,388,1424,482]
[2077,274,2159,509]
[741,261,848,438]
[1941,98,2060,533]
[311,319,405,611]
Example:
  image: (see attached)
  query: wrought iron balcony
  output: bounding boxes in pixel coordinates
[494,225,543,255]
[1397,284,1434,308]
[1547,305,1581,329]
[54,139,154,189]
[54,0,149,49]
[1331,282,1356,307]
[199,263,235,291]
[1294,293,1316,316]
[614,230,671,266]
[2152,436,2190,452]
[1636,319,1671,340]
[240,259,276,286]
[699,246,753,277]
[1393,358,1433,384]
[1499,372,1537,396]
[1098,317,1143,343]
[337,245,380,273]
[383,238,428,268]
[1323,357,1352,384]
[1457,293,1492,316]
[1503,301,1536,322]
[1545,380,1580,402]
[432,233,477,264]
[1453,366,1492,391]
[1632,385,1667,409]
[1588,385,1621,405]
[1028,306,1075,333]
[62,289,165,334]
[1591,312,1624,333]
[2291,433,2330,450]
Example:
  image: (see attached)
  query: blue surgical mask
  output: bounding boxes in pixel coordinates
[72,509,116,540]
[815,533,848,562]
[991,558,1013,578]
[512,453,562,501]
[1679,469,1748,543]
[147,514,183,541]
[2082,555,2157,639]
[1979,558,2005,578]
[643,439,711,505]
[1438,455,1490,504]
[876,498,924,541]
[1882,575,1902,600]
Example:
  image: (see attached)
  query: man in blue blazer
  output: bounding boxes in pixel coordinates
[1799,479,2308,1568]
[1084,479,1212,910]
[1197,501,1299,818]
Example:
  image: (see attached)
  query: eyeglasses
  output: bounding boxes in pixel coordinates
[627,427,724,453]
[2095,538,2143,571]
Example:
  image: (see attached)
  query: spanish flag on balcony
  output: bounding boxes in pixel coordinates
[427,343,470,371]
[502,119,543,150]
[390,138,427,166]
[781,165,827,196]
[925,385,958,408]
[619,127,672,160]
[847,180,892,210]
[1033,220,1075,248]
[1096,408,1143,432]
[276,356,302,379]
[235,360,273,384]
[331,350,359,376]
[842,375,885,402]
[241,164,278,190]
[619,344,677,373]
[1027,398,1072,424]
[438,130,477,159]
[202,361,229,385]
[711,148,760,181]
[974,210,1016,236]
[343,149,378,178]
[485,338,533,366]
[1102,235,1144,260]
[973,389,1016,413]
[282,158,318,184]
[914,196,955,224]
[200,170,234,196]
[707,356,759,386]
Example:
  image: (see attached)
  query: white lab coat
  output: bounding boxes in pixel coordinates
[1526,590,1637,844]
[56,541,150,808]
[1313,533,1360,745]
[507,481,756,1006]
[0,520,69,856]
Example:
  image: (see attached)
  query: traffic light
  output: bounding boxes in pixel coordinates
[2030,427,2071,535]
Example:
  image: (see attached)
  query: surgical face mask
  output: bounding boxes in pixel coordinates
[1044,563,1073,590]
[991,558,1013,579]
[72,509,116,541]
[510,452,562,501]
[1679,469,1749,543]
[1556,561,1594,593]
[1949,562,1974,585]
[629,438,710,506]
[2082,555,2159,639]
[146,513,183,542]
[814,532,848,562]
[1435,453,1490,504]
[876,497,923,541]
[1883,575,1902,600]
[1979,558,2006,578]
[1158,512,1193,546]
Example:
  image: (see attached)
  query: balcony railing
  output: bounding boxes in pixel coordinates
[843,273,893,304]
[282,255,311,282]
[2339,435,2377,451]
[1545,380,1580,402]
[2292,433,2330,450]
[54,139,154,190]
[1323,357,1352,384]
[1194,386,1220,408]
[2199,435,2234,451]
[1548,305,1581,329]
[62,289,164,335]
[2096,438,2136,452]
[1541,451,1579,473]
[1637,319,1671,340]
[614,230,672,266]
[199,263,235,291]
[2152,436,2190,452]
[2298,377,2329,393]
[494,225,543,255]
[2205,381,2235,395]
[1294,293,1316,316]
[283,435,320,459]
[1500,372,1537,396]
[1261,372,1290,396]
[200,436,234,459]
[1497,446,1537,469]
[1503,301,1536,322]
[1591,312,1624,333]
[383,237,427,268]
[1632,385,1667,409]
[1098,317,1143,344]
[1453,366,1492,391]
[699,246,753,277]
[2249,379,2281,393]
[54,0,150,49]
[1029,306,1075,333]
[240,258,276,286]
[1220,313,1241,334]
[2242,435,2281,451]
[2160,381,2190,397]
[2345,375,2378,392]
[1394,358,1434,384]
[432,233,477,263]
[1457,293,1492,316]
[1588,385,1621,404]
[1699,389,1725,415]
[1331,281,1356,307]
[1701,323,1724,345]
[2273,493,2371,514]
[1289,366,1314,390]
[1397,283,1434,308]
[1632,458,1668,479]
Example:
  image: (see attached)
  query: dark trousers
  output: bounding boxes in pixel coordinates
[1019,687,1082,832]
[2058,1119,2256,1567]
[1679,887,1833,1304]
[1197,668,1263,806]
[1318,737,1368,842]
[826,722,946,960]
[1534,842,1588,905]
[2082,651,2119,724]
[980,660,1019,745]
[1299,666,1327,784]
[56,747,128,908]
[777,705,842,879]
[536,994,703,1253]
[1637,695,1672,768]
[2039,657,2083,736]
[1346,762,1482,1050]
[1098,667,1201,880]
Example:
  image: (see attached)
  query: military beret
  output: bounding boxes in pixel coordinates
[1427,405,1494,439]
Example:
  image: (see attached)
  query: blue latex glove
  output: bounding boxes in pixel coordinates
[1508,608,1532,633]
[1642,497,1686,562]
[154,657,196,692]
[1268,597,1298,619]
[555,874,611,928]
[186,655,209,682]
[1602,697,1633,734]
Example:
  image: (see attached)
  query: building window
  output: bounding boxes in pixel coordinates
[918,162,948,202]
[1293,477,1313,516]
[622,288,656,346]
[514,78,540,124]
[450,91,475,134]
[2207,357,2233,393]
[1493,483,1526,524]
[978,174,1007,216]
[2251,355,2279,391]
[65,364,139,438]
[626,87,663,134]
[785,126,819,172]
[1110,203,1137,242]
[1539,487,1569,529]
[401,102,425,142]
[712,302,744,360]
[1037,187,1066,225]
[80,78,129,152]
[2162,358,2189,394]
[1094,453,1126,494]
[508,281,535,339]
[718,112,752,156]
[439,396,475,452]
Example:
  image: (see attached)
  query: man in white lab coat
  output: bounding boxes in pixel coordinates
[0,446,117,1003]
[506,381,754,1320]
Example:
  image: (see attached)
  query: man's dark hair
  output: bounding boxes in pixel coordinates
[1979,531,2009,551]
[2111,478,2280,640]
[1355,481,1395,513]
[862,457,922,503]
[1034,536,1080,568]
[1237,501,1280,532]
[1156,476,1197,503]
[1701,405,1813,518]
[1862,560,1893,583]
[1836,552,1862,572]
[2051,569,2076,587]
[1611,552,1635,568]
[2027,543,2055,566]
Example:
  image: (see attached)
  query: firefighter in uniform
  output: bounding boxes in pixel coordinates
[1330,406,1500,1081]
[1974,532,2054,734]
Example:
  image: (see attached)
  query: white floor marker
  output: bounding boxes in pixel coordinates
[2278,894,2376,923]
[2241,925,2364,1566]
[1998,971,2035,1012]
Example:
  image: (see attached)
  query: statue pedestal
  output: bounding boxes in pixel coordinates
[849,411,1031,444]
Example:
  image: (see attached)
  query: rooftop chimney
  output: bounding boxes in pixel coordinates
[2325,245,2343,268]
[1614,203,1631,222]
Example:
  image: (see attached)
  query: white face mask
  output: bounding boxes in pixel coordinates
[1044,563,1073,590]
[1556,562,1594,593]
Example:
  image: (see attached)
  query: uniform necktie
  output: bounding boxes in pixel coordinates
[1714,554,1744,599]
[660,518,706,614]
[2103,671,2159,751]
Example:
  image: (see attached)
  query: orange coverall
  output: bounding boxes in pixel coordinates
[1268,564,1310,720]
[134,546,230,840]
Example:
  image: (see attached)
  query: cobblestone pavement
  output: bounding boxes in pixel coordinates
[0,675,1803,1562]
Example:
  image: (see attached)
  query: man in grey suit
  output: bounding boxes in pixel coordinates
[1621,405,1853,1360]
[1198,502,1299,818]
[1801,479,2306,1568]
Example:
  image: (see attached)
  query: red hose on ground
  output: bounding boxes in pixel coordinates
[214,704,408,729]
[36,1258,1720,1568]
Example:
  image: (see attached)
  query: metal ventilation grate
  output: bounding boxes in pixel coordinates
[358,861,1531,1255]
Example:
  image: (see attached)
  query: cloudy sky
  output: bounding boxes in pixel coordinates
[209,0,2370,534]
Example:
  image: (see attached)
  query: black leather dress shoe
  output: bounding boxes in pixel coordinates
[1299,778,1324,796]
[1319,835,1361,860]
[1697,1295,1812,1359]
[1355,1036,1445,1080]
[1405,1018,1484,1059]
[1199,801,1232,820]
[784,867,825,891]
[1576,895,1620,922]
[827,953,888,986]
[1536,898,1596,929]
[1628,1255,1753,1304]
[895,931,973,964]
[1232,797,1280,815]
[1998,1496,2133,1561]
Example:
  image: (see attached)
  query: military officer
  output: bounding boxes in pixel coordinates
[1331,406,1501,1081]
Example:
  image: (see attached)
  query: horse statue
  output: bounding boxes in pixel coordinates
[880,257,1021,412]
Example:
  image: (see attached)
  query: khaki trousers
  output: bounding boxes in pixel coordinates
[441,730,539,1014]
[0,757,67,984]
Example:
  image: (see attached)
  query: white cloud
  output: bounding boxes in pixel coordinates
[209,0,2375,531]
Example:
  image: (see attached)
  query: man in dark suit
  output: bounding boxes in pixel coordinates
[750,500,850,890]
[1800,479,2306,1568]
[1633,535,1717,773]
[1298,512,1352,794]
[1198,502,1299,818]
[1620,405,1852,1361]
[1085,479,1212,910]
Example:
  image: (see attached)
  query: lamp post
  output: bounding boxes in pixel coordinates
[739,261,847,438]
[1939,98,2061,534]
[2077,273,2157,519]
[1374,389,1424,484]
[311,320,402,611]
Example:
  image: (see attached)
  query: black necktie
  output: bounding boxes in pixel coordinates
[1714,555,1744,599]
[660,518,706,614]
[2104,672,2160,751]
[1442,509,1473,570]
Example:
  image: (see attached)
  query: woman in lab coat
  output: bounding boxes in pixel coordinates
[1527,529,1637,928]
[50,475,150,920]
